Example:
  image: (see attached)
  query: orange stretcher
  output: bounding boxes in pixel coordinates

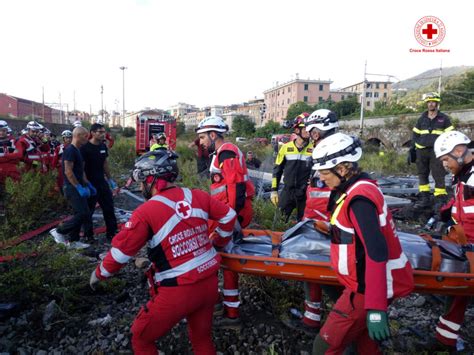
[219,229,474,297]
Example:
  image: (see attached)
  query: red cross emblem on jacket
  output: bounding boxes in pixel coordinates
[176,201,191,219]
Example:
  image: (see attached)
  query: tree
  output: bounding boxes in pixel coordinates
[443,70,474,108]
[333,96,360,118]
[232,115,255,137]
[286,102,314,120]
[176,121,186,137]
[122,126,136,137]
[255,120,287,139]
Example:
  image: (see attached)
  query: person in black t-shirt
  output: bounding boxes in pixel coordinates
[81,123,118,239]
[49,126,94,248]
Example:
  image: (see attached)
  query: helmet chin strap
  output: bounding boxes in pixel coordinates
[330,168,346,184]
[142,176,157,200]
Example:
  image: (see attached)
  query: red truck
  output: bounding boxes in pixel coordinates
[135,110,177,155]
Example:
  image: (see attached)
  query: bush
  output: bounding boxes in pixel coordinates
[251,199,292,231]
[122,127,136,137]
[0,171,64,243]
[359,149,417,175]
[108,136,136,180]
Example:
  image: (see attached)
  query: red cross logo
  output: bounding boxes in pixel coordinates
[176,201,192,219]
[414,16,446,47]
[422,24,437,39]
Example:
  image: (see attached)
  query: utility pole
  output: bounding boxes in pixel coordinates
[101,85,104,117]
[119,66,127,127]
[359,60,367,137]
[438,60,443,94]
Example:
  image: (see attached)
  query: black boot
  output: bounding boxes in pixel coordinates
[434,194,449,214]
[414,192,432,210]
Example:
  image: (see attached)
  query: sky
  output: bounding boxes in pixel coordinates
[0,0,472,114]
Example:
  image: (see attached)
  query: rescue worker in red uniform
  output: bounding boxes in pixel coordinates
[311,133,414,354]
[289,109,340,333]
[271,113,313,222]
[0,120,21,184]
[196,115,255,328]
[432,131,474,351]
[90,150,237,355]
[15,121,44,171]
[52,130,73,191]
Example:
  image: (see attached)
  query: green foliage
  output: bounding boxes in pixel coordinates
[359,149,416,175]
[122,126,136,137]
[108,136,136,180]
[255,120,287,140]
[369,101,415,117]
[177,157,209,192]
[251,199,292,231]
[176,121,186,137]
[0,171,63,243]
[443,70,474,108]
[315,96,360,119]
[232,115,256,137]
[286,102,313,120]
[175,141,197,162]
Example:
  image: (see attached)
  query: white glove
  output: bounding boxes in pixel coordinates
[90,270,101,291]
[270,191,279,206]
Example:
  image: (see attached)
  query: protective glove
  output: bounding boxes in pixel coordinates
[407,147,416,164]
[367,310,390,341]
[270,191,279,206]
[76,184,91,198]
[86,182,97,196]
[108,178,118,190]
[89,269,101,291]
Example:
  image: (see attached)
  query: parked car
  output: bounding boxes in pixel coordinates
[236,137,248,143]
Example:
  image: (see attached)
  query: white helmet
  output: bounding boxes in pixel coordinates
[61,130,73,138]
[26,121,43,131]
[21,128,28,135]
[195,116,228,134]
[305,109,339,132]
[434,131,471,158]
[0,120,8,131]
[73,120,82,128]
[312,132,362,170]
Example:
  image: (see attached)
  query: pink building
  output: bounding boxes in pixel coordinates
[263,78,332,124]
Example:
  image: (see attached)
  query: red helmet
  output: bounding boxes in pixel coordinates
[292,112,309,129]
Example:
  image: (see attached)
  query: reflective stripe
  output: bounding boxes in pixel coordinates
[309,191,331,198]
[313,210,329,221]
[149,214,181,248]
[111,247,132,264]
[419,184,431,192]
[99,263,112,278]
[153,248,217,282]
[223,301,240,308]
[27,155,40,159]
[436,326,458,340]
[452,206,457,213]
[223,289,239,296]
[431,129,445,135]
[412,127,429,134]
[211,185,226,195]
[434,188,447,196]
[445,125,454,132]
[151,195,176,209]
[285,154,312,161]
[219,208,236,224]
[463,206,474,214]
[215,227,233,237]
[379,202,388,227]
[303,311,321,322]
[305,301,321,309]
[415,143,426,149]
[386,252,409,298]
[338,245,349,275]
[334,219,354,234]
[439,316,461,331]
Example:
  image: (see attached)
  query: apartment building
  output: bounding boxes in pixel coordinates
[235,98,265,127]
[339,81,392,110]
[263,78,332,123]
[168,102,197,118]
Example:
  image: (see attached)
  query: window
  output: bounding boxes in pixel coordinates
[288,87,291,93]
[319,84,323,91]
[366,92,372,98]
[383,92,387,98]
[384,83,387,89]
[341,95,345,100]
[318,97,323,102]
[304,96,308,102]
[367,101,371,106]
[374,92,379,98]
[366,83,371,89]
[304,84,309,90]
[287,98,290,104]
[277,90,280,96]
[376,83,380,89]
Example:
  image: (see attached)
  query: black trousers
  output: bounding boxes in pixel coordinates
[416,148,446,188]
[278,186,307,222]
[88,180,117,238]
[58,184,92,241]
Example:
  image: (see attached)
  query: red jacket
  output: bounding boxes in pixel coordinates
[330,178,414,311]
[209,142,255,211]
[448,163,474,242]
[95,186,237,286]
[0,137,21,183]
[303,178,331,221]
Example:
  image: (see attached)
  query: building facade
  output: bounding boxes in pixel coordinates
[263,78,332,124]
[168,102,197,118]
[339,81,392,111]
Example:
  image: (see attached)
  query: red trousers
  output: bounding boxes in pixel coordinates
[319,288,381,355]
[436,296,471,347]
[303,282,322,328]
[131,275,219,355]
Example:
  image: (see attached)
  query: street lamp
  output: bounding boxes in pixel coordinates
[119,66,127,127]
